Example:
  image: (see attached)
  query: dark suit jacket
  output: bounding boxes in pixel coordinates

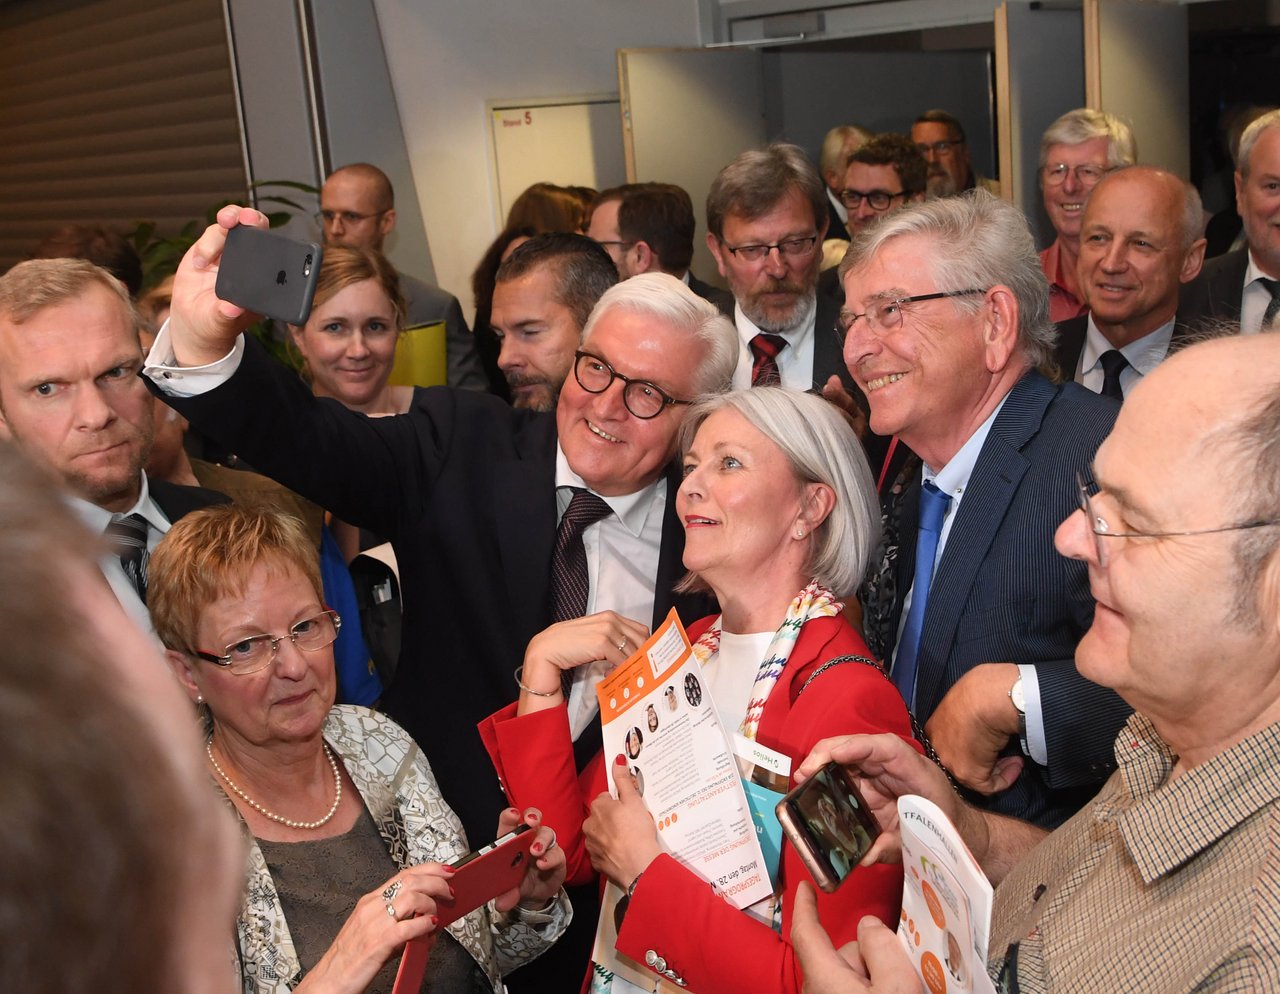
[151,338,712,847]
[877,372,1131,827]
[149,477,230,521]
[1051,314,1197,391]
[686,271,734,314]
[1179,247,1247,333]
[825,193,848,241]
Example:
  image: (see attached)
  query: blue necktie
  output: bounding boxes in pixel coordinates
[892,482,951,711]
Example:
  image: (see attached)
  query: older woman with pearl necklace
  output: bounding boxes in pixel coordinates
[150,504,570,994]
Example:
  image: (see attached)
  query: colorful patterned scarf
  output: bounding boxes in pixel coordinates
[690,579,843,740]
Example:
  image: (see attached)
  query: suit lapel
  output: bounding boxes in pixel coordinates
[812,292,856,393]
[492,417,559,642]
[912,374,1050,715]
[1213,250,1248,320]
[1052,316,1087,382]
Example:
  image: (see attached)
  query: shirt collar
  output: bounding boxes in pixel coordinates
[924,394,1009,500]
[1245,251,1279,287]
[827,186,849,225]
[1081,315,1177,378]
[1112,713,1280,883]
[65,473,171,536]
[553,442,666,539]
[733,294,818,351]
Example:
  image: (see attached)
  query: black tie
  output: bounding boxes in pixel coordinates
[1260,278,1280,330]
[106,513,150,604]
[550,489,613,623]
[749,333,787,386]
[1099,349,1129,401]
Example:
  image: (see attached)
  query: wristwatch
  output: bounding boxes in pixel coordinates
[1009,676,1029,754]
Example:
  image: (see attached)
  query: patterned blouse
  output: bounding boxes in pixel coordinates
[229,705,570,993]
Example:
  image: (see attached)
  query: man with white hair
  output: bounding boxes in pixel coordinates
[1182,108,1280,333]
[843,191,1128,828]
[1036,108,1138,323]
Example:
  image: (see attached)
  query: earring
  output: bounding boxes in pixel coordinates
[196,695,204,705]
[794,526,806,539]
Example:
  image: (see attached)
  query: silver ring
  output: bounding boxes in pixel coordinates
[385,901,397,919]
[545,830,558,852]
[382,880,402,901]
[617,637,627,653]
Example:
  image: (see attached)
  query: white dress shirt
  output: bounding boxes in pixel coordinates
[729,297,818,392]
[1240,253,1280,333]
[1077,315,1176,397]
[69,474,172,638]
[558,446,666,739]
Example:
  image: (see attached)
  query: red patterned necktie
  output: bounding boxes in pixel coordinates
[749,333,787,386]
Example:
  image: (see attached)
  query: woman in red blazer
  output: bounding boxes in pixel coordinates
[481,387,921,994]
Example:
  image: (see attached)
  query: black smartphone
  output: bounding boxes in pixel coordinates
[214,225,322,324]
[776,761,881,892]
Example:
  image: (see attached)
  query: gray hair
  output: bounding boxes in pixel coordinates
[677,387,881,597]
[707,143,827,241]
[839,189,1056,371]
[580,272,738,394]
[1237,108,1280,179]
[1039,108,1137,170]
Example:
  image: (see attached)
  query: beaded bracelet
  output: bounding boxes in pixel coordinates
[515,665,562,698]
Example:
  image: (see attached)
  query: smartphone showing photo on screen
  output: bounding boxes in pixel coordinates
[776,761,880,892]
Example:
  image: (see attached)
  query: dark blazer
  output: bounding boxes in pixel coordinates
[686,271,734,314]
[151,338,712,847]
[825,193,848,241]
[149,477,230,521]
[877,372,1131,828]
[1051,313,1197,392]
[1179,247,1247,333]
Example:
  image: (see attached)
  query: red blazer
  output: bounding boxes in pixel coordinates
[479,614,920,994]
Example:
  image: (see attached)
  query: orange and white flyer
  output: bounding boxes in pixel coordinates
[897,796,997,994]
[589,608,771,993]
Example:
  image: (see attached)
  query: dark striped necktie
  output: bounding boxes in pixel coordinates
[106,513,150,603]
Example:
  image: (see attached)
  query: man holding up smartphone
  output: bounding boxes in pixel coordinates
[145,205,734,994]
[789,333,1280,993]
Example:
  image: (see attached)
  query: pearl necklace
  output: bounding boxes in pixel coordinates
[206,739,342,830]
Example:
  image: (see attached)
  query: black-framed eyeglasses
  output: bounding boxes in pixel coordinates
[916,139,964,157]
[1076,471,1280,567]
[595,239,635,250]
[194,610,342,676]
[721,235,818,263]
[1042,163,1110,188]
[837,288,987,335]
[840,189,906,211]
[315,209,388,226]
[573,350,690,420]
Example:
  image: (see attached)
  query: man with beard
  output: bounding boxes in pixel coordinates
[0,259,225,635]
[911,109,999,199]
[493,232,617,411]
[706,142,857,397]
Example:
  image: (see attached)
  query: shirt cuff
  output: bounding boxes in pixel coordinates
[1017,664,1048,765]
[142,318,245,397]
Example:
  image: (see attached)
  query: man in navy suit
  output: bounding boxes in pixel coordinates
[0,258,226,638]
[1053,166,1206,400]
[1182,109,1280,334]
[844,190,1129,828]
